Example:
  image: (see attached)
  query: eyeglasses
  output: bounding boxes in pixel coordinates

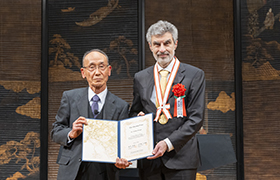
[82,64,109,72]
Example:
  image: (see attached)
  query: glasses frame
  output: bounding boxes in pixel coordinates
[82,64,110,72]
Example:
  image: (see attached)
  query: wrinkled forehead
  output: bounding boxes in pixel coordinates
[151,32,174,43]
[84,52,108,65]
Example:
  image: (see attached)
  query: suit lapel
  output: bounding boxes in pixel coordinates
[169,63,185,99]
[145,67,155,101]
[102,91,116,120]
[144,67,157,113]
[77,87,89,117]
[77,88,117,120]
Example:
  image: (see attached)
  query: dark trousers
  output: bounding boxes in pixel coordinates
[138,158,197,180]
[75,162,107,180]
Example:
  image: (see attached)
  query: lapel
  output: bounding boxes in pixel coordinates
[145,67,155,101]
[143,67,157,113]
[102,91,116,120]
[168,62,185,99]
[77,87,89,117]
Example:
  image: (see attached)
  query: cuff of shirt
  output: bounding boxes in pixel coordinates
[164,138,174,152]
[67,132,74,143]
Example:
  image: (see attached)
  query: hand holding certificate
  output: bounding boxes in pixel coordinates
[82,113,154,163]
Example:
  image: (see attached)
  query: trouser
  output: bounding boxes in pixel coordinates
[75,162,107,180]
[138,158,197,180]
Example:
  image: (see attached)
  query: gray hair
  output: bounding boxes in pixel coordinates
[82,49,109,66]
[146,20,178,44]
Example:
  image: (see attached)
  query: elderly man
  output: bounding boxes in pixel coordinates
[51,49,130,180]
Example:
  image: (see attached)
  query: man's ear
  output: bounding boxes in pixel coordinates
[81,68,86,79]
[174,40,178,50]
[148,42,153,51]
[108,65,112,76]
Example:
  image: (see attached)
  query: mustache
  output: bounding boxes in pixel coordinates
[157,52,169,55]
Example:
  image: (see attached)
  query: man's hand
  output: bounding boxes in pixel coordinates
[147,140,168,160]
[69,117,88,139]
[115,157,132,169]
[137,111,145,116]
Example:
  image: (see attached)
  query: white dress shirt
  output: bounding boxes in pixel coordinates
[88,87,108,113]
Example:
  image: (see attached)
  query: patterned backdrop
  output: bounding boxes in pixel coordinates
[1,0,280,180]
[242,0,280,179]
[47,0,139,179]
[0,0,41,180]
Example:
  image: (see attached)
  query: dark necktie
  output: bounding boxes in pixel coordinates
[91,95,100,118]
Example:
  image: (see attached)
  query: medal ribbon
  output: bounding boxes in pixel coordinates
[174,96,187,117]
[154,58,180,122]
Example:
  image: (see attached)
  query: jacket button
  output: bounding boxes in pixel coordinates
[79,158,82,162]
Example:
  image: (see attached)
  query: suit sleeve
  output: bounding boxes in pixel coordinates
[168,69,205,152]
[51,91,72,147]
[129,73,144,117]
[118,101,130,120]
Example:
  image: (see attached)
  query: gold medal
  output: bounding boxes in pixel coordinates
[159,114,168,124]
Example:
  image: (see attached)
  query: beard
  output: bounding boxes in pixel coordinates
[154,50,175,68]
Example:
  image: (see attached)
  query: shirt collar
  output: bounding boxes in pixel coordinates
[157,57,175,73]
[88,87,107,104]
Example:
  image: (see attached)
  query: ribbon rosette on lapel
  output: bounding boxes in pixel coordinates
[172,83,187,117]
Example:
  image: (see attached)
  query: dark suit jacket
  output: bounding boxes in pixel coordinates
[51,87,129,180]
[130,62,205,170]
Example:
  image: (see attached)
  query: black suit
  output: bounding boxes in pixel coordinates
[130,61,205,179]
[51,87,129,180]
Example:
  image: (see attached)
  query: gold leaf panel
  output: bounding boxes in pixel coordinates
[6,172,26,180]
[49,66,83,82]
[196,173,207,180]
[0,81,40,94]
[207,91,235,113]
[61,7,75,12]
[0,132,40,179]
[16,97,40,119]
[243,62,280,81]
[246,0,266,14]
[75,0,119,27]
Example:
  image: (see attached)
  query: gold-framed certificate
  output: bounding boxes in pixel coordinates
[82,113,154,163]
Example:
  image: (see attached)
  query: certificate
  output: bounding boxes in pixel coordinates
[82,113,154,163]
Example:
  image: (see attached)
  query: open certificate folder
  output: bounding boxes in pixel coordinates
[82,113,154,163]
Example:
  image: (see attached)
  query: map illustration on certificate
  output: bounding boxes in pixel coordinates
[82,113,154,163]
